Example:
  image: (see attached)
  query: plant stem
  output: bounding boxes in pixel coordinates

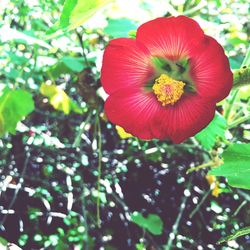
[237,189,250,202]
[228,113,250,129]
[233,200,247,217]
[224,89,239,122]
[183,0,207,16]
[165,180,191,250]
[186,161,213,174]
[189,190,211,219]
[96,114,102,228]
[80,176,89,250]
[232,67,250,89]
[75,30,90,68]
[224,51,250,120]
[73,113,92,147]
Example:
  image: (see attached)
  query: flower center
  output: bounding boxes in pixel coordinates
[152,74,185,106]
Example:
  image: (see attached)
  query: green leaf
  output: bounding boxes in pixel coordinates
[40,83,83,115]
[61,56,85,72]
[209,143,250,189]
[104,18,138,38]
[69,0,113,30]
[128,30,137,38]
[0,87,34,136]
[8,52,29,65]
[47,0,113,35]
[195,112,227,150]
[217,226,250,244]
[131,211,163,235]
[48,56,86,79]
[60,0,78,28]
[0,236,7,249]
[0,26,51,49]
[136,242,146,250]
[3,68,19,80]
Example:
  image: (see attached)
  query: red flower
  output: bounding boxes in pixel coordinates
[101,16,233,143]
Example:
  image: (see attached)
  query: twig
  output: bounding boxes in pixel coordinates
[228,113,250,129]
[189,190,210,219]
[236,189,250,202]
[233,200,247,217]
[224,89,239,122]
[165,180,192,250]
[186,161,213,174]
[183,0,207,16]
[73,113,93,147]
[80,176,89,250]
[96,114,102,228]
[75,30,90,68]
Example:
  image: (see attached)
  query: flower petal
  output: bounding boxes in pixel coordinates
[105,87,216,143]
[151,94,216,143]
[104,87,161,140]
[101,38,154,94]
[189,36,233,102]
[136,16,204,60]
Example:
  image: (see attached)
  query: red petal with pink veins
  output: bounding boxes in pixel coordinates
[189,36,233,102]
[136,16,205,60]
[104,87,162,140]
[105,86,216,143]
[101,38,154,94]
[151,94,216,143]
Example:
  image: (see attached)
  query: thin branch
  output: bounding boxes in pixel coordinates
[186,161,213,174]
[75,30,90,68]
[165,180,192,250]
[80,178,89,250]
[233,201,248,217]
[228,113,250,129]
[224,89,239,122]
[96,114,102,228]
[237,189,250,202]
[189,190,210,219]
[73,112,93,148]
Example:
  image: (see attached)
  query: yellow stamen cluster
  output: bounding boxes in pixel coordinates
[152,74,185,106]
